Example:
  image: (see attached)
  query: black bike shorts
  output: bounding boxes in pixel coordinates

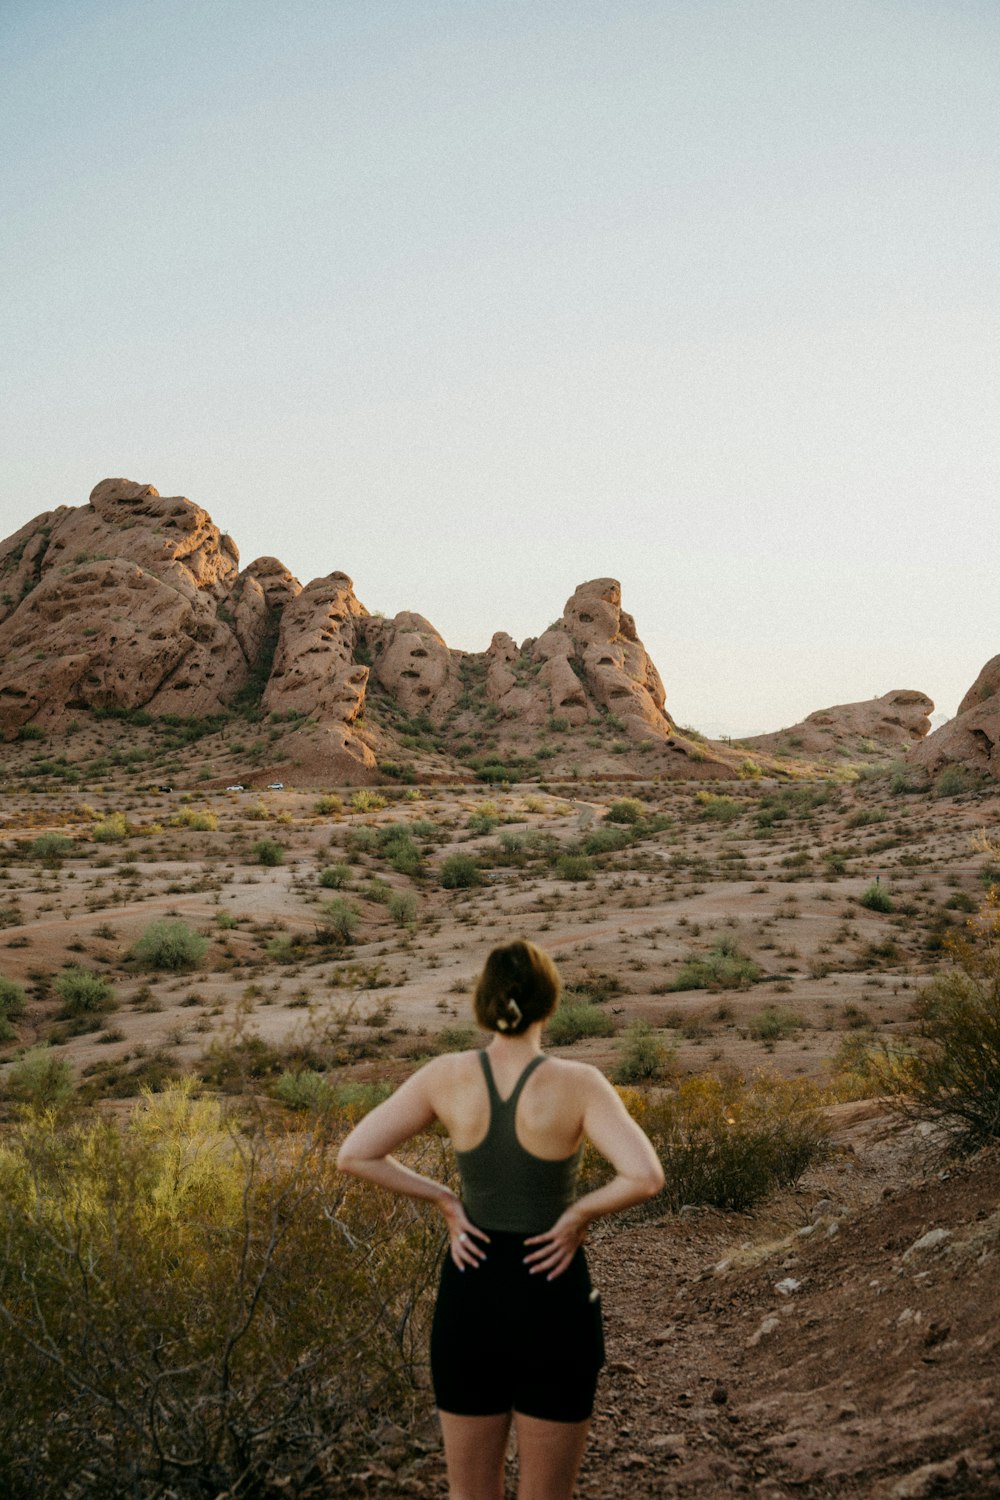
[430,1228,605,1423]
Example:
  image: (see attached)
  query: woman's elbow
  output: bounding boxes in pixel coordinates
[641,1162,665,1200]
[336,1142,363,1176]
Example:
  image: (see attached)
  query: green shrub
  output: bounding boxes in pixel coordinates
[274,1069,334,1111]
[388,891,418,928]
[0,976,27,1024]
[617,1073,827,1212]
[4,1046,74,1109]
[319,863,351,889]
[346,826,381,857]
[314,794,343,815]
[605,798,644,825]
[130,920,209,971]
[440,853,483,889]
[92,812,128,843]
[858,882,893,913]
[253,839,285,866]
[934,765,969,798]
[889,763,918,794]
[436,1025,478,1052]
[582,826,632,855]
[669,937,760,991]
[54,967,116,1017]
[317,898,358,944]
[736,758,762,780]
[882,926,1000,1150]
[556,853,593,881]
[546,1001,616,1045]
[612,1021,675,1084]
[28,833,74,862]
[695,793,741,822]
[750,1006,804,1042]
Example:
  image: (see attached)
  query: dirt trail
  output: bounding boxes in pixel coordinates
[386,1120,1000,1499]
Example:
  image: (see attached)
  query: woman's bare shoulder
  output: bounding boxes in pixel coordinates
[542,1056,611,1093]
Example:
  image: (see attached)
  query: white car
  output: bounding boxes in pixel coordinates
[226,784,245,792]
[267,782,284,790]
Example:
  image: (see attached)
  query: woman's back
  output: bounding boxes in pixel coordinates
[426,1046,590,1162]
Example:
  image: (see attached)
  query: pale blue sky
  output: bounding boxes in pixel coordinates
[2,1,997,735]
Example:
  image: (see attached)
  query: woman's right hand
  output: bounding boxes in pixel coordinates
[439,1191,491,1270]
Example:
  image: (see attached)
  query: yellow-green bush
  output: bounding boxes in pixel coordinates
[583,1073,827,1213]
[880,911,1000,1150]
[0,1082,446,1498]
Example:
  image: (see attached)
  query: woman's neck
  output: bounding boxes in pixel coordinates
[486,1023,544,1055]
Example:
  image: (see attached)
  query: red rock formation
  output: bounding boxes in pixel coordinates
[910,657,1000,778]
[743,690,934,758]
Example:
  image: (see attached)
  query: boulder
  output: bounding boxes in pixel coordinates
[262,572,369,724]
[910,655,1000,779]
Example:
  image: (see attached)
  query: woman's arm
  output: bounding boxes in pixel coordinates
[524,1069,664,1279]
[336,1059,490,1269]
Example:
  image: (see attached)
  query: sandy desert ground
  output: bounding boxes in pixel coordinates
[1,735,999,1497]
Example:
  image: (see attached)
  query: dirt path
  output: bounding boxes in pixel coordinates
[382,1122,1000,1499]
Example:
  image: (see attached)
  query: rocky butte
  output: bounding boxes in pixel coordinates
[0,477,742,782]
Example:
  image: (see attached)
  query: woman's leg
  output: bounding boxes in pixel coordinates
[513,1412,590,1500]
[438,1409,512,1500]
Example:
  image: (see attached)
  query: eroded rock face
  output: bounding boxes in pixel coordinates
[485,578,675,741]
[910,657,1000,778]
[261,572,369,724]
[0,559,211,733]
[744,690,934,757]
[0,479,265,733]
[364,612,462,723]
[0,488,690,779]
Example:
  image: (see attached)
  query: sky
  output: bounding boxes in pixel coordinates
[1,0,997,737]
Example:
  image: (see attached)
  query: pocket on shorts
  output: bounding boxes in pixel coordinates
[588,1289,606,1370]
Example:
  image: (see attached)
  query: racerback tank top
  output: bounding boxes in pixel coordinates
[454,1051,582,1234]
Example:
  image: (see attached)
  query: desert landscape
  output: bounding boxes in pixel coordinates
[0,480,998,1496]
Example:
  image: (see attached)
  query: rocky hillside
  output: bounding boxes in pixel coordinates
[742,690,934,762]
[910,655,1000,780]
[0,477,735,782]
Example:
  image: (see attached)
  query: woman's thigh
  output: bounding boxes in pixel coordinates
[438,1410,511,1500]
[514,1412,590,1500]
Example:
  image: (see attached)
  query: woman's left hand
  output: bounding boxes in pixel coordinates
[523,1208,587,1280]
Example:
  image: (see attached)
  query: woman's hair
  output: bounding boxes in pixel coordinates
[473,940,561,1036]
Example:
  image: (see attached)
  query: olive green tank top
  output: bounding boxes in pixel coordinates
[455,1051,581,1235]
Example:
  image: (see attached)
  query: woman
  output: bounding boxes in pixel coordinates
[337,939,664,1500]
